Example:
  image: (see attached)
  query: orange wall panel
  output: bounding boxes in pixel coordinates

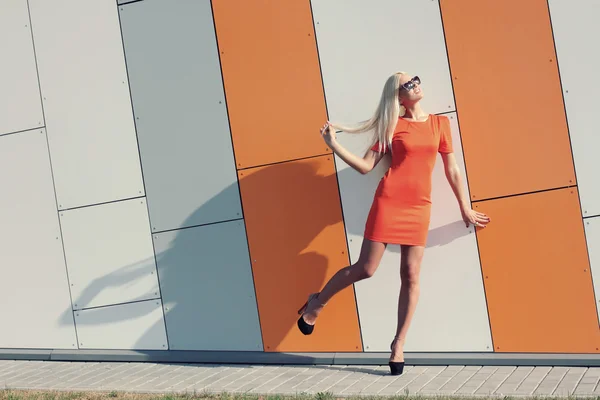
[475,188,599,353]
[238,155,361,352]
[212,0,330,169]
[440,0,576,200]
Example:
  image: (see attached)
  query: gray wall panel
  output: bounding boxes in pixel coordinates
[548,0,600,217]
[584,216,600,323]
[60,198,160,311]
[28,0,144,209]
[312,0,455,125]
[0,129,77,349]
[74,299,168,350]
[153,220,262,351]
[351,114,493,352]
[0,0,43,136]
[119,0,241,232]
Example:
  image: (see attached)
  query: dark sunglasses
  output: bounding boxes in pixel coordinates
[400,76,421,91]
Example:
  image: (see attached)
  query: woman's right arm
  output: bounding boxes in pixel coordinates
[329,139,386,175]
[321,122,386,174]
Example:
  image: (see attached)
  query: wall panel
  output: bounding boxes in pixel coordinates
[74,299,168,350]
[440,0,575,200]
[60,198,159,311]
[153,220,262,351]
[312,0,455,125]
[475,188,599,353]
[238,155,361,352]
[0,0,43,136]
[350,114,493,352]
[548,0,600,217]
[0,129,77,349]
[29,0,144,209]
[212,0,329,169]
[119,0,241,232]
[584,216,600,323]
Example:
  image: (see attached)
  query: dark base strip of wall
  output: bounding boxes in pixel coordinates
[0,349,598,367]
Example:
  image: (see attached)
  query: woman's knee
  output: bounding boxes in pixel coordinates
[400,261,421,286]
[353,261,378,280]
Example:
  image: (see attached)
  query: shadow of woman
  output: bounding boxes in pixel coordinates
[59,157,347,357]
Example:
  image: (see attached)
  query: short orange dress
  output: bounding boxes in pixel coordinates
[364,114,453,246]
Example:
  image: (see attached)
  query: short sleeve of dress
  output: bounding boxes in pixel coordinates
[438,116,453,154]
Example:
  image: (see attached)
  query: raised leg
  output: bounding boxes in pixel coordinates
[297,238,387,332]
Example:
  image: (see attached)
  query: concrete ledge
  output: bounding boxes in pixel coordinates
[0,349,598,366]
[0,349,52,361]
[333,352,600,367]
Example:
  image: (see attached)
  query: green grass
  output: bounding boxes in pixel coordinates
[0,390,597,400]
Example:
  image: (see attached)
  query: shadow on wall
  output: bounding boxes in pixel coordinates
[59,154,470,356]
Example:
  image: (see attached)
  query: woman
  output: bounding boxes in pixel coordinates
[297,71,491,375]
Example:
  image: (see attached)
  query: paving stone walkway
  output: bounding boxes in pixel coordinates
[0,360,599,397]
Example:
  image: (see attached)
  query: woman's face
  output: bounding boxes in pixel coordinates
[398,74,424,104]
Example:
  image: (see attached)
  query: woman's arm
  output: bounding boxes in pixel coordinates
[321,123,385,175]
[441,153,490,227]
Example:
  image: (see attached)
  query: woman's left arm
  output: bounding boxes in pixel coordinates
[441,153,490,228]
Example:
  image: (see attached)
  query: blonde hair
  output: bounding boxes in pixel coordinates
[330,71,406,154]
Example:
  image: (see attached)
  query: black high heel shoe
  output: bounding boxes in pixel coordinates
[297,293,324,335]
[389,338,405,375]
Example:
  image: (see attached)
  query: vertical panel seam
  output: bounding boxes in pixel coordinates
[545,0,600,327]
[26,0,80,350]
[437,0,495,353]
[210,0,266,352]
[309,0,364,352]
[116,2,170,350]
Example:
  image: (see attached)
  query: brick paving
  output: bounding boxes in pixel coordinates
[0,360,597,397]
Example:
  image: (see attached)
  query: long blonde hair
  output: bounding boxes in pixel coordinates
[330,71,406,154]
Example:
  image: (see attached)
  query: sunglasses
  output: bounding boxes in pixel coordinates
[400,76,421,91]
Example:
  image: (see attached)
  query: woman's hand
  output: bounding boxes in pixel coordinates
[461,208,491,228]
[320,121,337,147]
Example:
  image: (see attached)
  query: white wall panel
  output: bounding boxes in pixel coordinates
[343,114,493,351]
[74,299,168,350]
[0,0,43,136]
[0,129,77,349]
[60,198,159,311]
[312,0,455,126]
[584,216,600,322]
[119,0,241,232]
[153,220,262,351]
[548,0,600,217]
[28,0,144,210]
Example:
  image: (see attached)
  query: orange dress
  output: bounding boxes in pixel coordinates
[364,114,453,246]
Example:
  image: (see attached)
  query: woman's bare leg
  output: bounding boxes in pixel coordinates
[390,245,425,362]
[300,238,387,325]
